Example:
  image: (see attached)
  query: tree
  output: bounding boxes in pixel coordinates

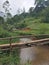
[0,17,4,24]
[21,8,27,18]
[35,0,49,7]
[17,8,22,15]
[33,0,49,17]
[34,0,45,12]
[29,7,34,16]
[3,0,12,19]
[35,0,44,5]
[15,21,27,29]
[40,7,49,23]
[29,7,34,13]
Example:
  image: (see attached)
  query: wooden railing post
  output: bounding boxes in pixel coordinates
[9,38,12,56]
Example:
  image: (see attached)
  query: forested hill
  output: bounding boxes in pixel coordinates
[0,0,49,38]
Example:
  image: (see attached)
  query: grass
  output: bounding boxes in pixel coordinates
[0,38,20,45]
[15,17,49,35]
[0,17,49,45]
[0,48,20,65]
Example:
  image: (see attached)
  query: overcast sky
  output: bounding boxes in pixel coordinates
[0,0,35,15]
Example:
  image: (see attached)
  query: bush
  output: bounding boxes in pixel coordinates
[0,32,11,38]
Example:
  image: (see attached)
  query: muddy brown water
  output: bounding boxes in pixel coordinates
[20,46,49,65]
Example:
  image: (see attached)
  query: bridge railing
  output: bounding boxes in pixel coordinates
[0,34,49,44]
[0,34,49,49]
[0,34,49,40]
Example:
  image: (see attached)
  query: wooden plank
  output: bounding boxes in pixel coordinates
[0,38,49,49]
[0,34,49,40]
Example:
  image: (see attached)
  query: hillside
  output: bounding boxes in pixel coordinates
[0,0,49,38]
[13,17,49,35]
[0,15,49,38]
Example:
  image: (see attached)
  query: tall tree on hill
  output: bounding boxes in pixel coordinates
[35,0,49,9]
[29,7,34,16]
[33,0,49,17]
[3,0,12,20]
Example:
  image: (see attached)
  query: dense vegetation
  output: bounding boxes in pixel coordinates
[0,0,49,38]
[0,0,49,65]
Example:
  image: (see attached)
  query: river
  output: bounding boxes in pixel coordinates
[19,38,49,65]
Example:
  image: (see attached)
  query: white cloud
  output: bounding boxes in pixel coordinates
[0,0,35,15]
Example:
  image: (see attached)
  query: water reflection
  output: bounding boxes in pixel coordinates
[20,46,49,65]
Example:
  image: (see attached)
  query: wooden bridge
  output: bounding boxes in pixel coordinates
[0,35,49,51]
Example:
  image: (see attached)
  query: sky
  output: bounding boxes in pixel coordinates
[0,0,35,15]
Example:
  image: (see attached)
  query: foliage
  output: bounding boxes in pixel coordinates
[0,28,11,38]
[0,48,20,65]
[0,17,4,24]
[0,0,49,37]
[40,7,49,23]
[3,0,12,21]
[14,21,27,29]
